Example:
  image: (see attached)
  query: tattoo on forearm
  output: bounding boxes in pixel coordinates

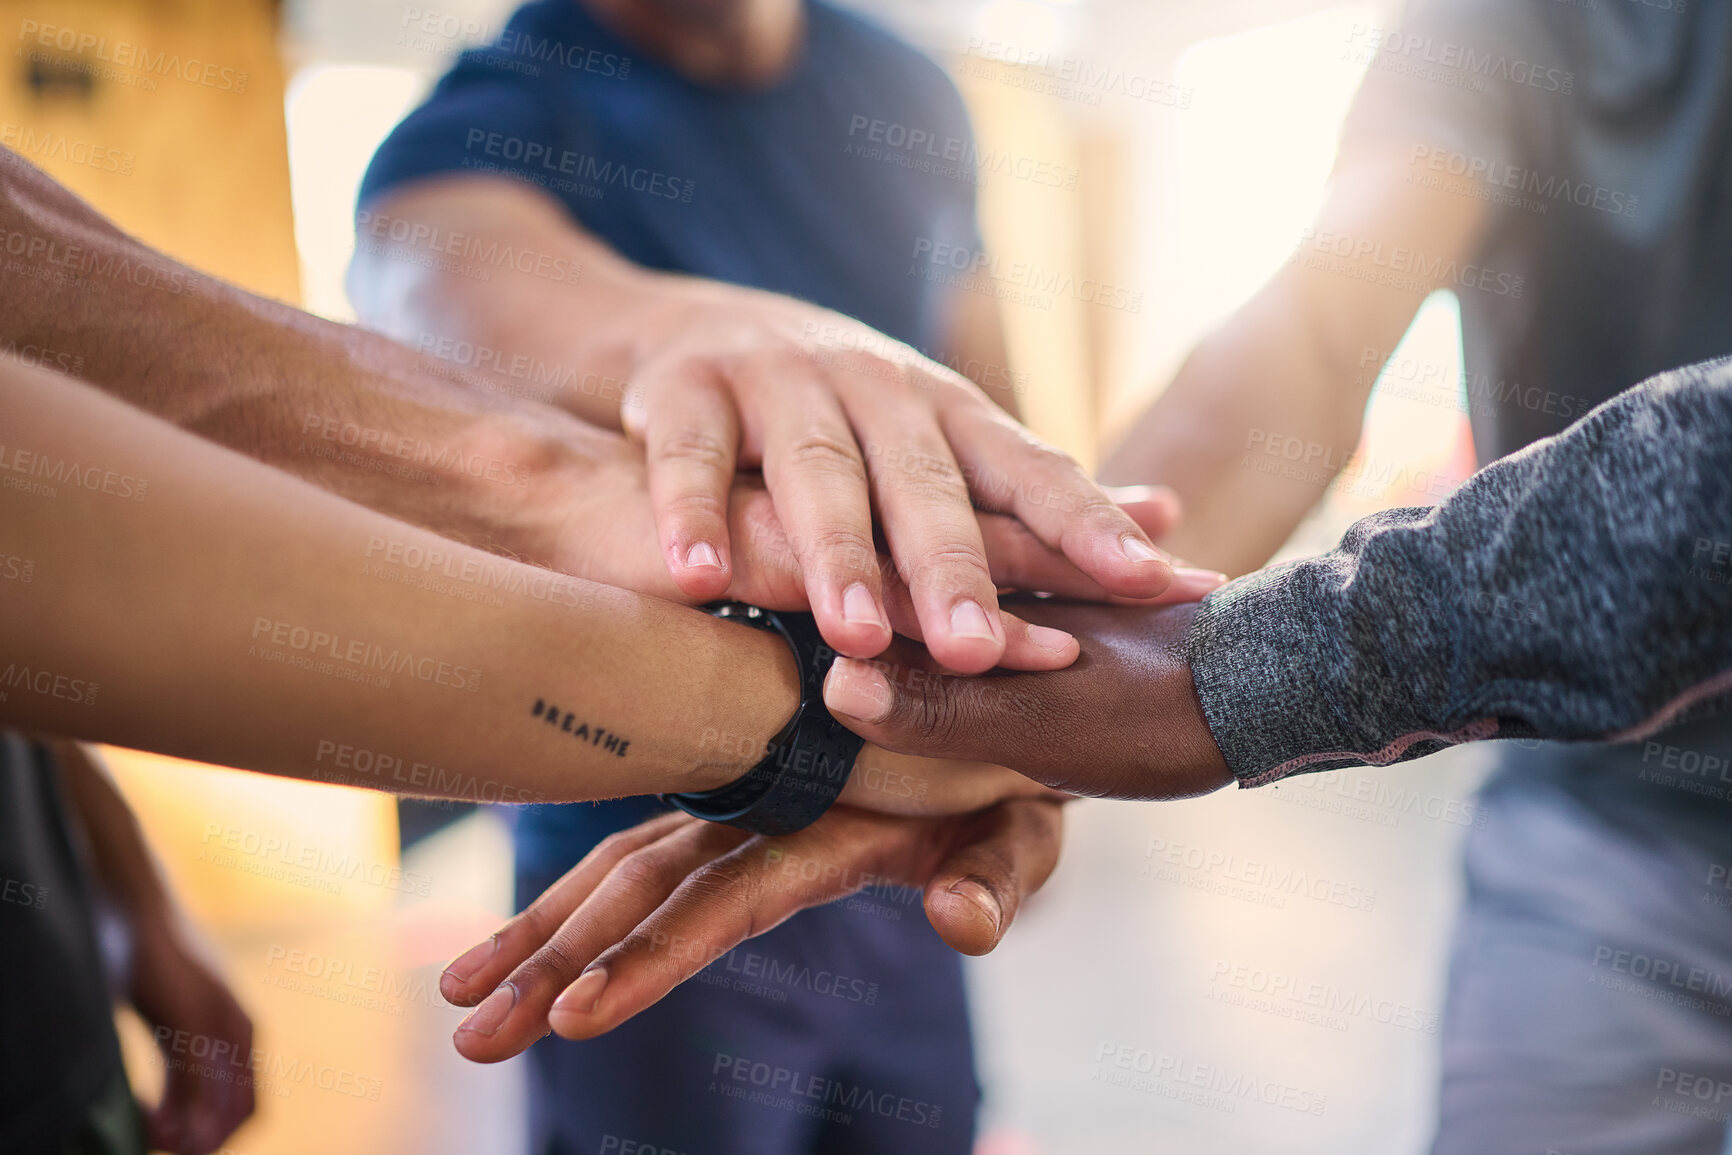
[531,698,630,758]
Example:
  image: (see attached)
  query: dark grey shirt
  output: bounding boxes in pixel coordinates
[1341,0,1732,461]
[1188,0,1732,791]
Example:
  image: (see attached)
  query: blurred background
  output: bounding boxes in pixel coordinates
[0,0,1491,1150]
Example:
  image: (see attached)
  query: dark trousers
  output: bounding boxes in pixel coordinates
[1435,737,1732,1155]
[515,865,980,1155]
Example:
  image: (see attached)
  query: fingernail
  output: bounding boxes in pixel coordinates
[1026,624,1074,654]
[824,658,893,723]
[948,878,1002,936]
[443,935,498,985]
[1121,536,1170,565]
[551,966,609,1018]
[685,541,724,570]
[842,582,886,630]
[458,982,516,1037]
[949,599,998,642]
[1175,566,1229,587]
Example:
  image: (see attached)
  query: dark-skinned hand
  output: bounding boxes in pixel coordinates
[822,600,1235,801]
[440,799,1063,1062]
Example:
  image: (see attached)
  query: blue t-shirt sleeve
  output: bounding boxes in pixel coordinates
[900,33,988,254]
[934,83,989,262]
[358,14,568,208]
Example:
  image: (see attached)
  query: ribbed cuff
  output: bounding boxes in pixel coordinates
[1184,564,1357,789]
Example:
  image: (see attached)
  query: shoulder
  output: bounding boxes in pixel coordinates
[497,0,585,42]
[441,0,625,89]
[809,3,971,118]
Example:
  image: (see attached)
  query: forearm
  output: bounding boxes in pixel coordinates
[1188,359,1732,786]
[1101,155,1488,575]
[347,177,679,429]
[0,361,797,801]
[1100,289,1373,575]
[0,147,608,565]
[53,740,174,921]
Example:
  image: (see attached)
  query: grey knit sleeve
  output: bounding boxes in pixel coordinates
[1186,357,1732,787]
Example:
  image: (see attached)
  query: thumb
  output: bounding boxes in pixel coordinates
[923,797,1064,955]
[823,657,1046,772]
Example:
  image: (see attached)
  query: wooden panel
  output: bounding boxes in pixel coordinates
[0,0,301,301]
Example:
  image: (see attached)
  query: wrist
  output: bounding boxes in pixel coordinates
[675,611,802,792]
[290,330,609,568]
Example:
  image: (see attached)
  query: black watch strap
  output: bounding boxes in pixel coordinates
[662,604,862,836]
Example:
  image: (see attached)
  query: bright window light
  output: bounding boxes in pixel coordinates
[286,63,428,321]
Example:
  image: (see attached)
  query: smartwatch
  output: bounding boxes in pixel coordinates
[662,603,863,837]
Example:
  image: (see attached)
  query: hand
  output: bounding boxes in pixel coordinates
[338,181,1223,662]
[614,280,1199,672]
[822,601,1235,801]
[437,799,1064,1063]
[128,915,255,1155]
[543,430,1221,671]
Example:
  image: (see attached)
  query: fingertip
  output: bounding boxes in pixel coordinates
[924,634,1004,676]
[1165,567,1230,602]
[815,614,894,660]
[457,981,516,1036]
[619,386,649,439]
[1109,485,1184,541]
[452,1029,506,1065]
[926,877,1005,956]
[813,583,893,659]
[668,538,733,600]
[998,617,1079,671]
[1109,566,1230,606]
[823,658,894,723]
[439,969,476,1007]
[548,966,609,1039]
[923,598,1006,675]
[1102,535,1175,599]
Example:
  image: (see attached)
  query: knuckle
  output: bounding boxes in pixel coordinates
[607,851,677,897]
[907,682,964,746]
[799,527,878,581]
[659,490,726,520]
[874,447,966,502]
[688,857,774,939]
[785,432,867,480]
[514,937,583,989]
[897,544,993,597]
[656,427,733,471]
[591,827,638,858]
[1079,494,1132,528]
[515,902,557,944]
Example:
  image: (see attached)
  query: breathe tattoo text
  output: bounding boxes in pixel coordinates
[531,697,631,757]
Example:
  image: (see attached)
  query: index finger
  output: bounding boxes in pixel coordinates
[944,406,1177,599]
[856,418,1016,674]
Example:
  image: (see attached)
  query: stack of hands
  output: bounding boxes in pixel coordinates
[0,157,1238,1073]
[418,274,1234,1063]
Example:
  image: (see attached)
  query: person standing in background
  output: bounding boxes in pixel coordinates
[1101,1,1732,1150]
[351,1,1021,1151]
[0,739,254,1155]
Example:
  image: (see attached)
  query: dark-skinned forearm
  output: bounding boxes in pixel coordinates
[0,146,600,567]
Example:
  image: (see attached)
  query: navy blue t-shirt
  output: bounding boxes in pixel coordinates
[361,0,986,872]
[360,0,983,354]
